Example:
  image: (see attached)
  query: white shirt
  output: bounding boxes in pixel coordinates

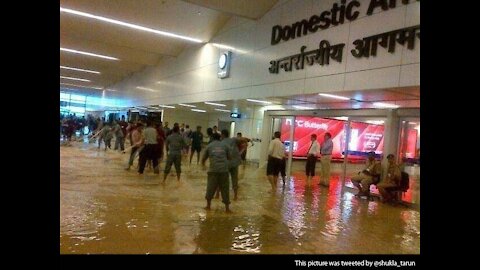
[307,140,320,156]
[268,138,285,159]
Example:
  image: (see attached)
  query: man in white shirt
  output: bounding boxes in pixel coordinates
[305,134,320,186]
[319,132,333,187]
[267,131,285,193]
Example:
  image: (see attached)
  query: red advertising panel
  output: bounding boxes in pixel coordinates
[405,129,418,158]
[280,116,385,160]
[280,116,346,159]
[347,121,385,155]
[399,128,419,159]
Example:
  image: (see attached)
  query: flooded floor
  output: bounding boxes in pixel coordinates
[60,140,420,254]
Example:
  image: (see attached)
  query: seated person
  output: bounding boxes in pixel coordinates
[377,154,402,203]
[351,151,382,196]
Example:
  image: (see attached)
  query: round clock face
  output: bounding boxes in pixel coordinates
[218,53,227,69]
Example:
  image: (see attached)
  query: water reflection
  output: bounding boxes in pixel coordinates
[60,192,107,253]
[281,172,308,241]
[193,214,239,253]
[323,178,343,241]
[61,141,420,254]
[231,222,262,253]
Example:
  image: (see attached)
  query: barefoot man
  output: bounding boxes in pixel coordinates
[201,133,232,213]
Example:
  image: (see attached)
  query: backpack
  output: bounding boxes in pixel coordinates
[399,172,410,192]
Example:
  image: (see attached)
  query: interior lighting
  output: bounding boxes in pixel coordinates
[60,7,203,43]
[178,103,196,108]
[60,66,100,74]
[60,76,91,82]
[246,99,272,104]
[204,102,226,107]
[318,93,350,100]
[60,47,119,60]
[191,109,206,113]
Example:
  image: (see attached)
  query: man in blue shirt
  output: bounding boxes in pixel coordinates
[319,132,334,186]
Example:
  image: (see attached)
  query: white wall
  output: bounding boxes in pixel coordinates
[110,0,420,162]
[111,0,419,106]
[161,109,209,131]
[162,106,265,161]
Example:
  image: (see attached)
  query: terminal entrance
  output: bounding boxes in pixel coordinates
[262,108,419,205]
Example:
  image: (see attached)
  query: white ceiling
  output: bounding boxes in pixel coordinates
[60,0,278,95]
[60,1,419,112]
[119,86,420,113]
[181,0,280,19]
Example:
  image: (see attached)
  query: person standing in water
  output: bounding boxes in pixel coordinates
[319,132,333,186]
[201,133,232,213]
[163,126,186,182]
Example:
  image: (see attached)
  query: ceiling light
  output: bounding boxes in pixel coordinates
[246,99,272,104]
[191,109,206,113]
[60,7,203,43]
[408,122,417,125]
[60,83,103,90]
[60,66,100,74]
[333,116,349,121]
[214,109,231,112]
[318,93,350,100]
[60,47,119,60]
[293,105,314,110]
[157,105,175,109]
[204,102,226,107]
[178,103,196,108]
[261,105,285,111]
[366,120,385,125]
[105,89,117,92]
[60,76,91,82]
[373,102,400,108]
[136,86,157,92]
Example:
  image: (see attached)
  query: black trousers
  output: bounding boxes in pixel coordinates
[305,154,317,176]
[138,144,159,174]
[280,158,286,177]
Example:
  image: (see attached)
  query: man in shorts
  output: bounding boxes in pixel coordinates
[266,131,285,193]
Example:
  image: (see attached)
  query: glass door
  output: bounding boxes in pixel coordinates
[270,116,295,179]
[398,118,420,204]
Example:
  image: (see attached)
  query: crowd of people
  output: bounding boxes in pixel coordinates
[61,114,254,212]
[61,113,406,211]
[265,132,406,204]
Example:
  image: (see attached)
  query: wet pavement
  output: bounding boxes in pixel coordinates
[60,140,420,254]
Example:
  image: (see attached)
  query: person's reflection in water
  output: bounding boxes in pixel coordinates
[193,214,237,254]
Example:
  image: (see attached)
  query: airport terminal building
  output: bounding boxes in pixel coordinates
[60,0,420,254]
